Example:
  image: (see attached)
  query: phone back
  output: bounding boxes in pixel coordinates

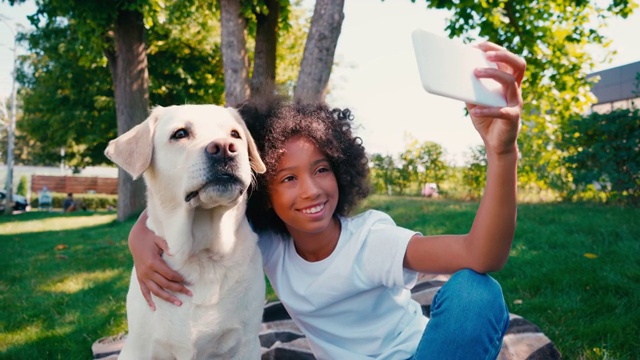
[411,29,506,107]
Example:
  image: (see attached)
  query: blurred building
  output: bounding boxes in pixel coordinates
[588,61,640,114]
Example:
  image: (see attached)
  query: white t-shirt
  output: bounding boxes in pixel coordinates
[259,209,429,360]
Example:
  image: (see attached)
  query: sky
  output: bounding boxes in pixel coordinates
[1,0,639,164]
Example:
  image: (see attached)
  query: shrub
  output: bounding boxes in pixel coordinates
[16,175,28,197]
[30,192,118,210]
[560,108,640,205]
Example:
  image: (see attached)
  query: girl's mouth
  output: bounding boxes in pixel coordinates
[300,202,325,215]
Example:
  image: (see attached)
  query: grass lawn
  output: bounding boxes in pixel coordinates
[1,197,638,359]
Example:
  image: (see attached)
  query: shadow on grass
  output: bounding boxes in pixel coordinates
[0,211,135,359]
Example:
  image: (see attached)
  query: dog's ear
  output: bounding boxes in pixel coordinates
[228,107,267,174]
[104,106,164,179]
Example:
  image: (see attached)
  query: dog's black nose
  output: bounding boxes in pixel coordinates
[206,140,237,158]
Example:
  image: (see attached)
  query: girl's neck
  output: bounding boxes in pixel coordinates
[289,217,341,262]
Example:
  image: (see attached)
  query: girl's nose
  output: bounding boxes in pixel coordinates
[299,176,321,199]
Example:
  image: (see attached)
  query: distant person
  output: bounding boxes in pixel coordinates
[63,193,76,212]
[422,183,439,198]
[38,186,52,211]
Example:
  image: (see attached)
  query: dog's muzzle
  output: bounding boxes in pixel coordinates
[184,139,246,203]
[184,172,244,202]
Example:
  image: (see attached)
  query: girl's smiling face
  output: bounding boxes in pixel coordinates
[267,135,340,243]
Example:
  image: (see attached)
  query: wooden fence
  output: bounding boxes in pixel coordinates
[31,175,118,195]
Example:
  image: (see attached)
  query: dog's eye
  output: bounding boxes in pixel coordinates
[171,128,189,140]
[230,130,241,139]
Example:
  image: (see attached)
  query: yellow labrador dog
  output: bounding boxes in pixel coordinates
[105,104,266,359]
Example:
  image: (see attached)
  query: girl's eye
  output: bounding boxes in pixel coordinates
[282,175,295,183]
[230,130,241,139]
[171,128,189,140]
[317,166,331,174]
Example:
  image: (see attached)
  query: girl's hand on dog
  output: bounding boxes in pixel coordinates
[466,42,526,157]
[129,210,192,309]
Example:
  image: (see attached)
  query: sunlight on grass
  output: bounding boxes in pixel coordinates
[0,214,117,235]
[584,346,614,360]
[509,243,528,257]
[1,323,76,353]
[507,239,543,259]
[0,322,44,352]
[40,269,124,294]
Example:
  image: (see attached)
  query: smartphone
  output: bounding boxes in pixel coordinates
[411,29,507,107]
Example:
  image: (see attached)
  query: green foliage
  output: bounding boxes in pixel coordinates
[146,1,226,106]
[16,0,239,167]
[17,19,117,168]
[398,138,449,196]
[374,0,640,204]
[560,108,640,204]
[16,175,28,197]
[12,0,640,205]
[30,192,118,210]
[15,0,309,168]
[423,0,638,195]
[370,138,449,196]
[274,1,310,96]
[397,148,418,195]
[16,0,220,168]
[369,153,398,195]
[413,140,447,189]
[461,145,487,199]
[23,0,148,58]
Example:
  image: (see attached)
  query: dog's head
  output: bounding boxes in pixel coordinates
[105,104,266,209]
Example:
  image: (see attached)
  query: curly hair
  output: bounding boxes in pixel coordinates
[238,97,370,235]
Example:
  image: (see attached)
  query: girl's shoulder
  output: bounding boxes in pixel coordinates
[336,210,402,261]
[345,209,395,225]
[342,209,417,247]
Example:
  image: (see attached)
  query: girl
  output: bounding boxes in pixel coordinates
[129,42,525,359]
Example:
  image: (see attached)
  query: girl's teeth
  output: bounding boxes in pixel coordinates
[302,204,324,214]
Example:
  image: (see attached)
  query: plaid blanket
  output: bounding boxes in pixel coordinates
[93,274,562,359]
[260,275,562,360]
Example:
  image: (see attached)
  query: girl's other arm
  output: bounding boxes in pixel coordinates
[129,209,192,309]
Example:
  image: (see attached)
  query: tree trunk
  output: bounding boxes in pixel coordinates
[112,9,150,221]
[250,0,280,97]
[294,0,345,104]
[220,0,250,107]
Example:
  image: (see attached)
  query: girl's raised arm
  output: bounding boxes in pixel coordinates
[404,43,525,274]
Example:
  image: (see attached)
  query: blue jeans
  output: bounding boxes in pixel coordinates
[410,269,510,360]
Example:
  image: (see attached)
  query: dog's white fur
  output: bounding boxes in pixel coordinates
[105,104,266,359]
